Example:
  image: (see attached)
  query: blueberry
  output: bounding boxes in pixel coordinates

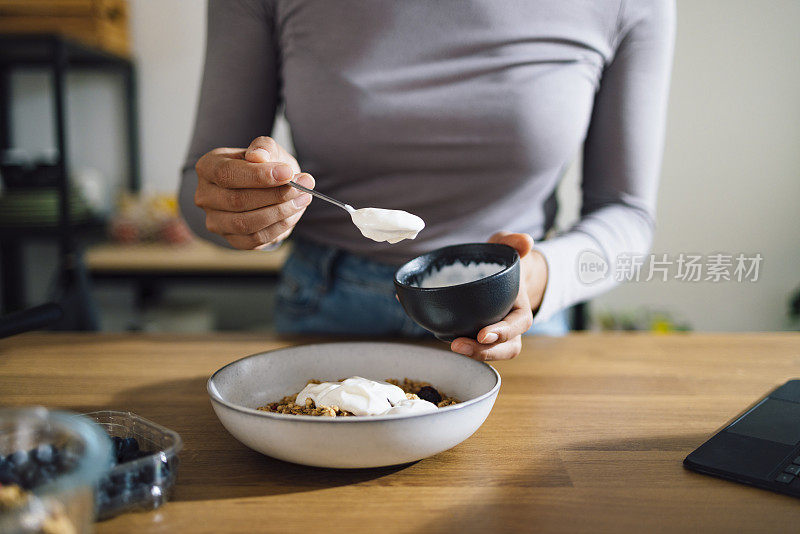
[33,443,55,464]
[137,463,156,485]
[98,476,113,493]
[39,462,58,480]
[17,461,44,489]
[55,449,80,472]
[8,449,28,466]
[122,470,137,489]
[154,464,169,484]
[119,487,135,505]
[103,475,124,498]
[417,385,442,404]
[113,437,142,464]
[0,459,19,485]
[96,490,112,511]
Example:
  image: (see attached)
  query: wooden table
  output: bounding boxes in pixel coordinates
[2,333,799,533]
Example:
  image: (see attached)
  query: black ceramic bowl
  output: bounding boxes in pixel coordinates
[394,243,520,342]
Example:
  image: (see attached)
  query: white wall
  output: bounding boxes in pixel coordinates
[129,0,294,192]
[128,0,207,194]
[567,0,800,331]
[8,1,799,330]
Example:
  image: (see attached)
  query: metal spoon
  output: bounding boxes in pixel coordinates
[288,180,425,244]
[289,181,354,213]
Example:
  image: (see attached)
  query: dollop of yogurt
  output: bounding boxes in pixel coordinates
[348,207,425,244]
[295,376,438,416]
[384,398,439,415]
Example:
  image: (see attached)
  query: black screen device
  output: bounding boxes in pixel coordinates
[684,379,800,497]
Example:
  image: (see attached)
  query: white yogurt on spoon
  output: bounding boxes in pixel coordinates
[348,207,425,244]
[286,181,424,244]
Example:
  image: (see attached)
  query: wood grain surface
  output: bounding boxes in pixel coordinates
[1,333,799,533]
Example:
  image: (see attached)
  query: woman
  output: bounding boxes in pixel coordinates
[179,0,675,360]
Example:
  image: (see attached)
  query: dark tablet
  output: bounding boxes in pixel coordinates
[684,379,800,497]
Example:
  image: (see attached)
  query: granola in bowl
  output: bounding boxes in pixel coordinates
[257,377,459,417]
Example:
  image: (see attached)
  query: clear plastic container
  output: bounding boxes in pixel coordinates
[0,407,113,534]
[84,411,182,521]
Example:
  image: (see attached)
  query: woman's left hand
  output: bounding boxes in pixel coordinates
[450,232,548,361]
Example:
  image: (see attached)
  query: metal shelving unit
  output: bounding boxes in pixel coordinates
[0,34,140,327]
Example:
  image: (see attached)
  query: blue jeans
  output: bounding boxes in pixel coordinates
[274,239,569,337]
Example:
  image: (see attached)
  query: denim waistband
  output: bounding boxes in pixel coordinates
[281,238,568,337]
[289,238,402,290]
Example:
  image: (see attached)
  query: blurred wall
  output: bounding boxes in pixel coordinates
[128,0,206,194]
[557,0,800,331]
[8,1,800,331]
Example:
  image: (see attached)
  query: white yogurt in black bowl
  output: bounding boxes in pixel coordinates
[394,243,520,342]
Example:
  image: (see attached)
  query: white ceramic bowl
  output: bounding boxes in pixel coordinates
[207,342,500,468]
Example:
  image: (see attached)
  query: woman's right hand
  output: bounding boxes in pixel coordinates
[193,136,314,250]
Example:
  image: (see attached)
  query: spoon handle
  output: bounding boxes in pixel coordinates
[289,181,353,213]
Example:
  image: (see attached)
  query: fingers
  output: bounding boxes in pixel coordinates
[450,335,522,361]
[204,195,312,236]
[245,136,280,163]
[476,306,533,345]
[211,156,294,188]
[196,138,302,189]
[489,231,534,258]
[449,306,532,361]
[245,136,301,173]
[223,210,306,250]
[196,141,310,248]
[195,173,314,212]
[270,227,294,245]
[488,231,511,244]
[450,297,533,361]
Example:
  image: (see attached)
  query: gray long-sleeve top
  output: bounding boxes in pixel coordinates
[180,0,675,323]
